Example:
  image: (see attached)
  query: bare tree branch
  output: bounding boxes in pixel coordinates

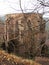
[19,0,24,13]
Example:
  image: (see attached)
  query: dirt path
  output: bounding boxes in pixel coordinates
[35,57,49,65]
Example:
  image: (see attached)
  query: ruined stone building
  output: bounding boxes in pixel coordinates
[0,21,4,43]
[4,13,46,58]
[5,13,46,41]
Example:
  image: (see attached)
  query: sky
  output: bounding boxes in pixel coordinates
[0,0,49,18]
[0,0,37,16]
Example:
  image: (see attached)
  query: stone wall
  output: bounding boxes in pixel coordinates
[0,21,4,43]
[4,13,46,58]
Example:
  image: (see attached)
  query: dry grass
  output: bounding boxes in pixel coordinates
[0,50,41,65]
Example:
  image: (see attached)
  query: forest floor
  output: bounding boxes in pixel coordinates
[0,50,49,65]
[0,50,41,65]
[35,57,49,65]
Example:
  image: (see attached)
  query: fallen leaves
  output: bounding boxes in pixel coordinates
[0,50,41,65]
